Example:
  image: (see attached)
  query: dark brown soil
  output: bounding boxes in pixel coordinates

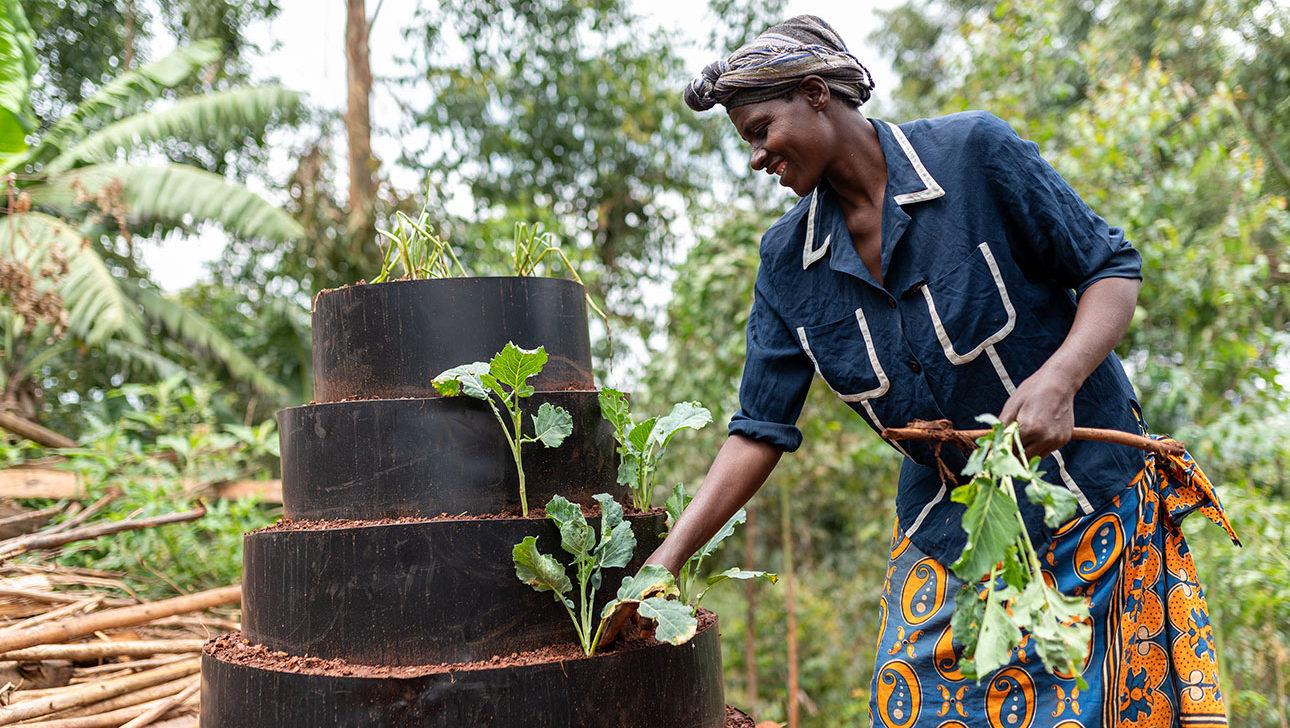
[206,610,717,677]
[254,504,662,534]
[724,705,755,728]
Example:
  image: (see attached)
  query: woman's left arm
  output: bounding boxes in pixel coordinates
[1000,276,1141,457]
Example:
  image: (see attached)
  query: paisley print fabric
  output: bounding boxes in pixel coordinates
[869,443,1237,727]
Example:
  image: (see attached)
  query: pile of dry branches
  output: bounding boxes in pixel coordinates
[0,496,239,727]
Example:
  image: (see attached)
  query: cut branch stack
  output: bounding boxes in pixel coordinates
[0,499,238,727]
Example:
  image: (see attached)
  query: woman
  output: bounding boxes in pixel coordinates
[611,15,1238,728]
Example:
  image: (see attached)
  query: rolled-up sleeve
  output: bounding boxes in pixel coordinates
[727,282,815,452]
[978,114,1142,296]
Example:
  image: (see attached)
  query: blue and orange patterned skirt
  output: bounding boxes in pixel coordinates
[869,445,1239,727]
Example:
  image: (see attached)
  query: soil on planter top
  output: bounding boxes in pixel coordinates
[207,610,717,678]
[253,504,663,534]
[724,706,755,728]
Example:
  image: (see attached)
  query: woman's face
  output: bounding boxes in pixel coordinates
[727,90,834,197]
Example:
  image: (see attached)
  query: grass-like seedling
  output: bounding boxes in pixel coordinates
[664,484,777,607]
[948,415,1090,685]
[598,388,711,511]
[433,343,573,516]
[512,494,697,656]
[371,192,468,282]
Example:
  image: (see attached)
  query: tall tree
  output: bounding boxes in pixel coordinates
[344,0,376,237]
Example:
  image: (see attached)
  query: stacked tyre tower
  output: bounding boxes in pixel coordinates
[201,277,751,727]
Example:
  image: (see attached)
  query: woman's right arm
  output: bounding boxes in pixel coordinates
[646,433,783,575]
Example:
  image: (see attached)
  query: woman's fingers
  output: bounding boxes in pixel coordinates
[596,602,640,650]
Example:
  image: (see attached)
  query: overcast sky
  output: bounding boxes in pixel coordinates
[142,0,903,290]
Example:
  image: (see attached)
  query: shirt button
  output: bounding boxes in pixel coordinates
[886,297,897,309]
[907,358,922,374]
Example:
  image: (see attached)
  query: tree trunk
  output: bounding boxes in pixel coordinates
[122,0,137,71]
[344,0,376,238]
[743,505,759,705]
[780,484,799,728]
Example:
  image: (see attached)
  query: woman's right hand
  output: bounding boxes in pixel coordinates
[596,434,782,649]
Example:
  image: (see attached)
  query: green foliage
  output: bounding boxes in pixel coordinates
[0,0,37,163]
[948,417,1089,683]
[599,388,712,510]
[433,343,573,515]
[665,483,776,607]
[513,494,696,655]
[0,376,278,598]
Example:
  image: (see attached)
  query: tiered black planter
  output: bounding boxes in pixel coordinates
[201,278,737,727]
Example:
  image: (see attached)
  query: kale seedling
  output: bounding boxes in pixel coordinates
[949,415,1090,685]
[665,484,777,607]
[598,388,712,510]
[512,494,697,656]
[433,343,572,516]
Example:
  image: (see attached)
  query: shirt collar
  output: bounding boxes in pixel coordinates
[801,118,945,272]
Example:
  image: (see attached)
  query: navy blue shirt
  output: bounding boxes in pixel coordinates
[729,110,1146,567]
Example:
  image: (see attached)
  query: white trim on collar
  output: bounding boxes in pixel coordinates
[802,188,831,269]
[880,120,946,205]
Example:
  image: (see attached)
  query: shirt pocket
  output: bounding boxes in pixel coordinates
[795,308,889,402]
[917,241,1017,365]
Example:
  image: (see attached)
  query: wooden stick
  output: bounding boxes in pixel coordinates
[72,654,192,678]
[880,419,1186,457]
[44,675,190,717]
[0,507,62,540]
[119,679,199,728]
[0,597,100,632]
[0,413,75,450]
[0,585,238,655]
[42,491,121,536]
[0,504,207,561]
[13,696,171,727]
[0,639,205,662]
[0,657,198,724]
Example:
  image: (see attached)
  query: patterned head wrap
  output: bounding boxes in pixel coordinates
[684,15,876,112]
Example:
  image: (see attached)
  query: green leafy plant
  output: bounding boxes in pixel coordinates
[371,188,468,283]
[432,343,573,516]
[598,388,712,510]
[948,415,1090,685]
[510,221,611,339]
[664,483,777,606]
[512,493,697,656]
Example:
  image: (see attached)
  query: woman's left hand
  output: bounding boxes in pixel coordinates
[998,366,1078,459]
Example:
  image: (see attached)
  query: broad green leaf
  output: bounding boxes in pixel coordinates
[649,401,712,450]
[951,477,1023,582]
[973,586,1022,676]
[638,597,698,645]
[1011,580,1090,680]
[432,361,491,400]
[1025,478,1080,528]
[513,536,573,607]
[596,521,636,570]
[951,583,986,662]
[546,495,594,558]
[598,387,633,437]
[697,508,747,559]
[999,547,1028,591]
[0,0,37,158]
[664,483,690,529]
[530,402,572,447]
[489,342,547,392]
[627,417,656,453]
[705,567,778,587]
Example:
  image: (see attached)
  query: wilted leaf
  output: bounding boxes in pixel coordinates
[951,477,1022,582]
[513,536,573,608]
[638,597,698,645]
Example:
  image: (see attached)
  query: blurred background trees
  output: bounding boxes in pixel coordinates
[1,0,1286,724]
